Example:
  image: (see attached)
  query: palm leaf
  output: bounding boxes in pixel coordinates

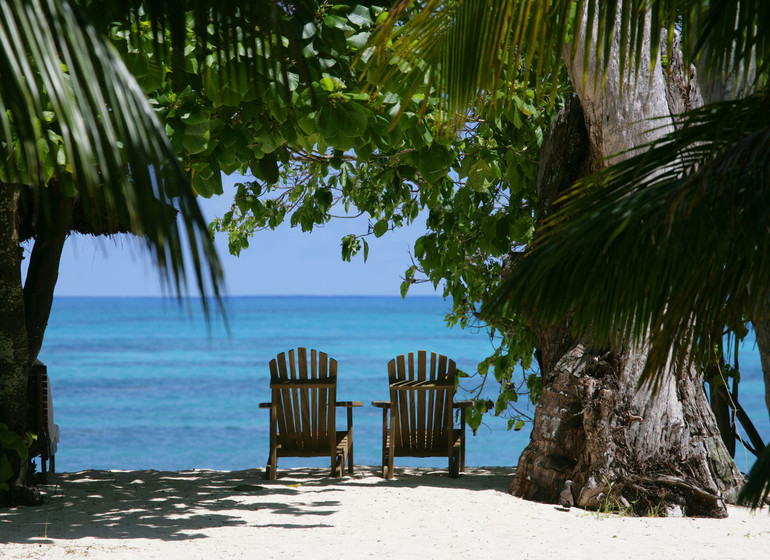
[364,1,770,129]
[483,97,770,391]
[0,0,222,301]
[82,1,313,104]
[739,444,770,508]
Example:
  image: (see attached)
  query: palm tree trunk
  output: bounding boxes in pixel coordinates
[23,185,73,363]
[509,13,742,517]
[0,183,30,431]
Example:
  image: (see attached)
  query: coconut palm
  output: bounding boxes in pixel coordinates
[366,0,770,507]
[0,0,307,502]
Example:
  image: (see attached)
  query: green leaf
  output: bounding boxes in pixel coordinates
[373,219,389,237]
[415,144,453,184]
[468,159,497,192]
[347,5,373,27]
[191,162,222,197]
[354,142,372,161]
[255,154,280,184]
[302,22,318,39]
[318,105,341,141]
[319,77,338,92]
[0,454,13,486]
[400,279,410,299]
[182,121,211,155]
[347,31,371,49]
[340,234,361,262]
[323,14,353,33]
[335,101,369,138]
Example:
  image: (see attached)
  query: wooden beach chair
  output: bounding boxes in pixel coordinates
[27,360,59,483]
[258,348,361,480]
[372,351,471,479]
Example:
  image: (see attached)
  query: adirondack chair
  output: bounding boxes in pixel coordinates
[27,360,59,483]
[372,351,471,479]
[258,348,361,480]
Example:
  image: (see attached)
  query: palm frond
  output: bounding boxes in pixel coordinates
[364,1,769,128]
[693,0,770,96]
[739,443,770,508]
[82,1,312,103]
[1,0,222,301]
[483,97,770,389]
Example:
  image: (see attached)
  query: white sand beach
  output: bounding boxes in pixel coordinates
[1,467,768,559]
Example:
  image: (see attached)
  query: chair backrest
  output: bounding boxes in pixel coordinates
[269,348,337,452]
[26,360,52,459]
[388,351,456,453]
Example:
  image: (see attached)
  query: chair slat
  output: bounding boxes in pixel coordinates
[432,353,448,449]
[317,350,327,449]
[395,354,409,448]
[408,352,417,449]
[264,348,355,480]
[381,351,464,478]
[416,350,426,452]
[445,358,457,460]
[390,380,454,389]
[426,352,437,448]
[288,349,304,449]
[310,350,326,449]
[299,348,312,449]
[327,356,337,456]
[274,354,293,448]
[270,378,336,388]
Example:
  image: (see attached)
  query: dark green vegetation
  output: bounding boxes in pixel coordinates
[107,1,552,433]
[367,0,770,508]
[1,0,768,512]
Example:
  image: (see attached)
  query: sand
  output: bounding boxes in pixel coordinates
[1,467,768,559]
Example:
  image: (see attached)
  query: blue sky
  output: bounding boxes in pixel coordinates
[29,175,440,297]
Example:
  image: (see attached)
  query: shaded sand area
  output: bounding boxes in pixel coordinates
[1,467,768,559]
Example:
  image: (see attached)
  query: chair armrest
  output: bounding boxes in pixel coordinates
[336,401,363,408]
[390,380,454,390]
[371,400,391,409]
[258,402,272,409]
[453,400,473,409]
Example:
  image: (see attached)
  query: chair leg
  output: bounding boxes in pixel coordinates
[381,407,389,478]
[38,458,48,485]
[347,408,355,475]
[266,446,278,480]
[460,411,467,473]
[347,436,354,475]
[449,447,460,478]
[381,447,388,479]
[332,449,343,477]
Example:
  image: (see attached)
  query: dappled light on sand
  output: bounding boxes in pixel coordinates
[1,468,768,559]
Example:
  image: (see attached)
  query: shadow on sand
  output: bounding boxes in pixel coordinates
[0,466,514,543]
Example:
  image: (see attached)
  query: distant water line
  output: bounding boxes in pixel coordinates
[38,296,769,474]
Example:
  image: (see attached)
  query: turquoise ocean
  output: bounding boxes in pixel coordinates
[39,296,769,474]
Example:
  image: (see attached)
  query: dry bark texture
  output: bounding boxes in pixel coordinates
[0,183,29,430]
[509,12,742,517]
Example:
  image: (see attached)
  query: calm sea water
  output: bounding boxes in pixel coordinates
[38,296,769,474]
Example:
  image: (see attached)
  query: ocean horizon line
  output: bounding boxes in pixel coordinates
[52,293,448,300]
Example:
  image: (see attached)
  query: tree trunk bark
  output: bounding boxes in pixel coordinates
[0,183,30,431]
[0,182,71,506]
[509,12,742,517]
[23,185,73,364]
[692,29,770,426]
[753,316,770,420]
